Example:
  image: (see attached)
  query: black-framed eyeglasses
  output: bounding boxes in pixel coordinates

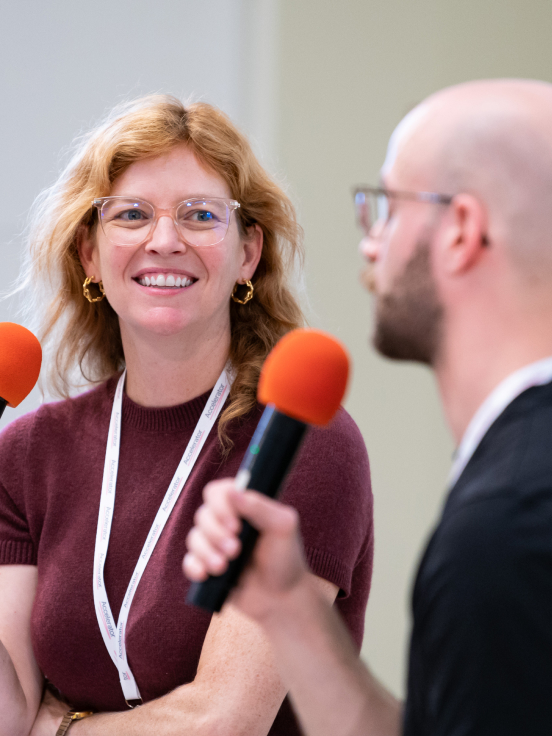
[353,186,453,235]
[92,196,241,248]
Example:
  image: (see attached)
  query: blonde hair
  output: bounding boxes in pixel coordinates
[23,95,304,447]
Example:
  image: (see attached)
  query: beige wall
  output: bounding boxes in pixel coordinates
[276,0,552,696]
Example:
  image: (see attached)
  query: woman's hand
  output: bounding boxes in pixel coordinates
[184,478,314,624]
[29,690,67,736]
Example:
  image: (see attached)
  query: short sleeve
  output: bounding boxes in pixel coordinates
[279,407,373,598]
[406,490,552,736]
[0,414,37,564]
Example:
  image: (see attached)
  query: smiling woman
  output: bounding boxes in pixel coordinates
[0,96,374,736]
[24,96,304,441]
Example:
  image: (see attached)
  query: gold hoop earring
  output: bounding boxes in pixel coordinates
[231,280,254,305]
[83,276,106,303]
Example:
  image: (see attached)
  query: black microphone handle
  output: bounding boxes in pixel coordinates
[0,397,7,420]
[187,409,308,612]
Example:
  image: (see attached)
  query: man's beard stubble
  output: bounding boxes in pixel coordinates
[370,241,444,366]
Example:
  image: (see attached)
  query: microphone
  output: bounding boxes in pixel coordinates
[0,322,42,420]
[187,328,350,612]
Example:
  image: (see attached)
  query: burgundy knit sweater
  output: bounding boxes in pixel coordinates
[0,376,373,735]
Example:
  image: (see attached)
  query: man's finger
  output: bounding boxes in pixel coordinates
[183,552,208,582]
[230,489,300,537]
[194,503,241,557]
[186,526,230,574]
[204,479,242,532]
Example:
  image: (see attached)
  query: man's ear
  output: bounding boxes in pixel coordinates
[239,224,263,281]
[77,224,100,279]
[441,194,488,275]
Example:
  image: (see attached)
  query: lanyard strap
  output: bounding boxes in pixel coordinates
[93,369,232,704]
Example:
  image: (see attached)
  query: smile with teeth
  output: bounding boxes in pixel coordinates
[137,274,196,288]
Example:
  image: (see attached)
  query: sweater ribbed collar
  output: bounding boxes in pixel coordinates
[106,375,213,433]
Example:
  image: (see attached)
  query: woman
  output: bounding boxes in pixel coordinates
[0,95,373,736]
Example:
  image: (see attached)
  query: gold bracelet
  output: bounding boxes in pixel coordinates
[55,710,94,736]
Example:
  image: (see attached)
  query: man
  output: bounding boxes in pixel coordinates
[184,79,552,735]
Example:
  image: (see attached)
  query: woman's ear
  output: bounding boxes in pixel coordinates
[77,224,100,280]
[239,224,263,281]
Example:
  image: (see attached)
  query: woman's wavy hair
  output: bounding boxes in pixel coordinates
[23,95,305,448]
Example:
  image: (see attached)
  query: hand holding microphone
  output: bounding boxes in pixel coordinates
[184,479,311,622]
[185,328,349,613]
[0,322,42,420]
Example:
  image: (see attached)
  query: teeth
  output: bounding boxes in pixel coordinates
[138,274,194,289]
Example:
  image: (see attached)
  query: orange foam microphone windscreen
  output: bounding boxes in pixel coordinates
[257,328,350,426]
[0,322,42,407]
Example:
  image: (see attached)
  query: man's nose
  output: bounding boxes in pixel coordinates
[145,214,188,254]
[359,234,379,262]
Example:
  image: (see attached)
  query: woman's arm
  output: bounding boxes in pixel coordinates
[35,575,336,736]
[0,565,43,736]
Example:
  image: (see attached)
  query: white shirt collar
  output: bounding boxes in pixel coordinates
[448,356,552,489]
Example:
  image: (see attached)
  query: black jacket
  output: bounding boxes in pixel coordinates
[404,382,552,736]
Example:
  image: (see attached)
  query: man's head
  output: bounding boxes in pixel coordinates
[361,79,552,368]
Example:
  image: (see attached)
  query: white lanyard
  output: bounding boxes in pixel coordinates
[448,356,552,489]
[93,368,231,705]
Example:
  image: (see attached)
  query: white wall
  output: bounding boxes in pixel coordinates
[0,0,278,430]
[276,0,552,697]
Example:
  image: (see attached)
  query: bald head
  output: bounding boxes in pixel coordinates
[385,79,552,281]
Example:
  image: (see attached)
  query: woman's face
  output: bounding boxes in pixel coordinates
[79,144,262,343]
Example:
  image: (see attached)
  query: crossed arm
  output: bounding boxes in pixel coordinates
[184,480,403,736]
[0,562,337,736]
[0,566,42,736]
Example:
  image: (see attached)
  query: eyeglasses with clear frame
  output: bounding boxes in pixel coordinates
[353,186,453,235]
[92,196,241,248]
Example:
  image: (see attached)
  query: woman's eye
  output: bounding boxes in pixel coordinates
[181,208,220,225]
[193,210,216,222]
[117,208,148,222]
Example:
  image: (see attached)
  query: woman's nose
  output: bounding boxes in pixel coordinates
[145,214,188,254]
